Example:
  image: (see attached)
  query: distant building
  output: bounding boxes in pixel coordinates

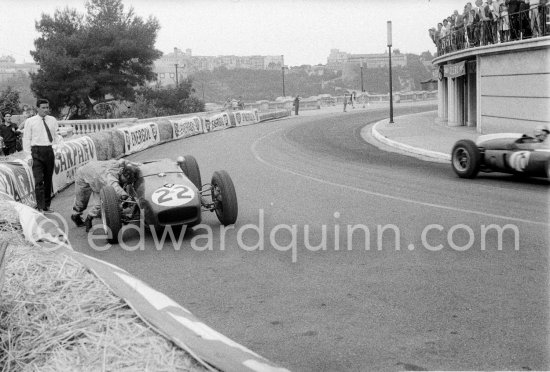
[153,48,284,87]
[327,49,407,70]
[0,55,39,83]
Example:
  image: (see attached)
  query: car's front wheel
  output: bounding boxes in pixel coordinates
[451,139,481,178]
[100,185,122,244]
[211,170,238,225]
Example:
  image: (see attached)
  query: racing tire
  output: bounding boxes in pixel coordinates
[100,185,122,244]
[211,170,238,225]
[180,155,202,189]
[451,139,481,179]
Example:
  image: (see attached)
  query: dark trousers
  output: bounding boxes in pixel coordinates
[31,145,55,209]
[3,142,16,155]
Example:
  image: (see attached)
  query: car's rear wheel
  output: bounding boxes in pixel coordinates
[100,185,122,244]
[180,155,202,189]
[451,139,481,178]
[211,170,238,225]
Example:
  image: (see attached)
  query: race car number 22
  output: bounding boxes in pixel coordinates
[152,184,195,207]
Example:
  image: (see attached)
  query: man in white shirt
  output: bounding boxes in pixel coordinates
[22,98,60,213]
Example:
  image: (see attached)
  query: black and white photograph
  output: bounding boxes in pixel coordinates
[0,0,548,371]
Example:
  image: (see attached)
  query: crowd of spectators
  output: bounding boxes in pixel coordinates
[429,0,549,56]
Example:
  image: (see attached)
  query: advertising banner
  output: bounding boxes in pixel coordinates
[52,136,97,193]
[203,113,231,133]
[0,160,36,207]
[232,110,259,127]
[444,61,466,78]
[170,116,204,140]
[118,122,160,155]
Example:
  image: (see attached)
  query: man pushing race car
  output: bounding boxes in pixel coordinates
[70,159,140,231]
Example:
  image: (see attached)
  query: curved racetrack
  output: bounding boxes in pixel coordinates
[54,106,549,371]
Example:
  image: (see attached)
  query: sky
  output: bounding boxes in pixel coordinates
[1,0,469,66]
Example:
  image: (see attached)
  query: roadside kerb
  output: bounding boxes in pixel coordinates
[371,118,451,162]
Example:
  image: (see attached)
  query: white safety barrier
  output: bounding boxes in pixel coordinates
[203,112,232,132]
[0,160,36,207]
[53,136,97,193]
[169,116,204,139]
[117,122,161,155]
[230,109,260,127]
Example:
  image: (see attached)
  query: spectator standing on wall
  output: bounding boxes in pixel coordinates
[22,98,60,213]
[488,0,501,42]
[435,22,444,54]
[0,113,19,155]
[519,0,532,38]
[293,96,300,115]
[529,0,541,36]
[468,8,481,46]
[441,18,450,52]
[454,9,466,49]
[500,3,511,41]
[507,0,521,39]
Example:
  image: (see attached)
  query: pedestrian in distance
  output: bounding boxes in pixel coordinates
[22,98,60,213]
[0,113,20,155]
[343,93,348,112]
[294,96,300,115]
[71,159,140,232]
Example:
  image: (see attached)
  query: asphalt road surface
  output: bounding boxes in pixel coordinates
[54,105,549,371]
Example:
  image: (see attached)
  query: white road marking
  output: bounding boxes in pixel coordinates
[251,129,548,227]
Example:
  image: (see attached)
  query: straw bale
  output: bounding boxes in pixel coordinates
[87,132,110,161]
[110,129,126,159]
[0,238,207,371]
[157,120,174,142]
[87,131,117,161]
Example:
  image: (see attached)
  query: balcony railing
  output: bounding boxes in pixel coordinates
[434,4,549,57]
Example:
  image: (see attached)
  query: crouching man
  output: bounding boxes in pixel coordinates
[71,159,140,231]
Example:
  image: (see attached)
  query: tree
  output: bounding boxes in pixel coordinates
[0,86,22,115]
[126,79,205,118]
[30,0,162,117]
[420,50,434,61]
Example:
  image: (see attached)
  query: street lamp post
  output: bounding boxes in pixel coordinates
[360,60,364,93]
[281,55,286,97]
[387,21,394,124]
[174,63,179,87]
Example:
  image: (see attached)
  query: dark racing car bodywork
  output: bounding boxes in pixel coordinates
[451,133,550,179]
[100,156,238,243]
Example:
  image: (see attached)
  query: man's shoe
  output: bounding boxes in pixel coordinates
[84,216,94,233]
[71,214,85,227]
[43,207,54,213]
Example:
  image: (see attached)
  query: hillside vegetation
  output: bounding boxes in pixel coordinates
[190,53,433,103]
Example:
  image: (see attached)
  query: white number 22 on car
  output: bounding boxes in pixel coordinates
[152,184,195,207]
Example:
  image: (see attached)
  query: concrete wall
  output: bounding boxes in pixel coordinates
[478,46,550,134]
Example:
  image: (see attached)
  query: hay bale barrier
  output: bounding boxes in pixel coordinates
[87,131,113,161]
[0,199,207,371]
[157,120,174,142]
[110,129,126,159]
